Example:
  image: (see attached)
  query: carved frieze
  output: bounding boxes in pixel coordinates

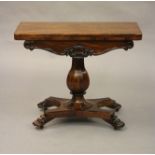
[24,40,134,58]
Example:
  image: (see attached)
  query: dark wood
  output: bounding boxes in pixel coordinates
[14,22,142,130]
[23,40,134,56]
[33,57,124,129]
[14,22,142,41]
[35,97,124,129]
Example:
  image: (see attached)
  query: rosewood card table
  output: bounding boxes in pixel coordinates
[14,22,142,130]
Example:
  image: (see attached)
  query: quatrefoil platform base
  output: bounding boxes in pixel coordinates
[33,96,124,130]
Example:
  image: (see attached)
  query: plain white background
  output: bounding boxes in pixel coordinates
[0,1,155,153]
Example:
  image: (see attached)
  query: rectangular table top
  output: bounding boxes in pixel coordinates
[14,22,142,41]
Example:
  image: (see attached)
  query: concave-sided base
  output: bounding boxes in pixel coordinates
[33,96,125,130]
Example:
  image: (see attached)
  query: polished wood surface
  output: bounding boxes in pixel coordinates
[34,57,124,129]
[14,22,142,130]
[14,22,142,41]
[23,40,134,56]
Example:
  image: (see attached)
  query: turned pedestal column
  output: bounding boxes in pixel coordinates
[67,57,90,110]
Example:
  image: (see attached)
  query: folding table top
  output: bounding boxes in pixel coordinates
[14,22,142,41]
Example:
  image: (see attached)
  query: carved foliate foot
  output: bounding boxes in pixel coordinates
[33,115,54,129]
[105,115,125,130]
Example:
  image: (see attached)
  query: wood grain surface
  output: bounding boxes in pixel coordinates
[14,22,142,41]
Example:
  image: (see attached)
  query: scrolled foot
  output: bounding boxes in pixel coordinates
[105,115,125,130]
[95,98,122,112]
[37,102,44,109]
[104,98,122,112]
[37,97,64,111]
[110,101,122,112]
[33,115,49,129]
[37,100,48,111]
